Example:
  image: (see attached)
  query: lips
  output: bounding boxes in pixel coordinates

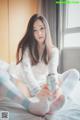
[39,37,43,39]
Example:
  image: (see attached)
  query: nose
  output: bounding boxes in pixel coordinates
[38,30,42,36]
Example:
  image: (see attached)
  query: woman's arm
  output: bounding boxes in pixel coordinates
[21,49,41,96]
[48,47,60,90]
[15,79,31,97]
[48,47,59,75]
[48,47,64,100]
[15,79,52,98]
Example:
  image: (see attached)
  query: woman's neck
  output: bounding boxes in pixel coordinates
[38,43,45,60]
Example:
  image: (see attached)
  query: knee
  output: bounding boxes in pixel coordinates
[70,69,80,80]
[0,71,9,83]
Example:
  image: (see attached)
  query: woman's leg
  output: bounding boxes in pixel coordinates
[0,70,30,109]
[60,69,80,97]
[0,70,50,116]
[46,69,80,114]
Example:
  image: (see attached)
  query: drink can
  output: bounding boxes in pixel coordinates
[47,74,57,92]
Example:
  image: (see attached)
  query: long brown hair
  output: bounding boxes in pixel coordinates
[16,14,53,65]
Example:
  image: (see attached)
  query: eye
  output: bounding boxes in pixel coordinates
[33,29,37,32]
[40,27,45,30]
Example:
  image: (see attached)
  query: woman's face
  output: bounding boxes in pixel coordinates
[33,19,46,45]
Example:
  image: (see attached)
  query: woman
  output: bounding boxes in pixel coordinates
[0,14,79,116]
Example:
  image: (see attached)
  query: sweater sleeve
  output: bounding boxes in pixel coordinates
[47,47,59,90]
[48,47,59,75]
[21,50,41,96]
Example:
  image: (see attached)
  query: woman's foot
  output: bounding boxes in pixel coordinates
[48,95,65,114]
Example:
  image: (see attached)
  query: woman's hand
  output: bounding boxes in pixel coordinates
[36,84,52,99]
[15,79,30,97]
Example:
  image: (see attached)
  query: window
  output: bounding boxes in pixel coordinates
[64,4,80,48]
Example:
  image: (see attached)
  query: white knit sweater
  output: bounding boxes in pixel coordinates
[8,47,59,96]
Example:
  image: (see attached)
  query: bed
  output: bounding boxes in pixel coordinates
[0,60,80,120]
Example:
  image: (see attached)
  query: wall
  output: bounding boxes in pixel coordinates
[62,48,80,72]
[0,0,38,63]
[0,0,9,62]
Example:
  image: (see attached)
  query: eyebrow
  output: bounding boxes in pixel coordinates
[33,25,44,29]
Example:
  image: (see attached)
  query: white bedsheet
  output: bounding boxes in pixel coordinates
[0,98,80,120]
[45,98,80,120]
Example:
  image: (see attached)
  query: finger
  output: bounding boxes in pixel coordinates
[39,89,52,97]
[43,89,52,96]
[42,84,48,89]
